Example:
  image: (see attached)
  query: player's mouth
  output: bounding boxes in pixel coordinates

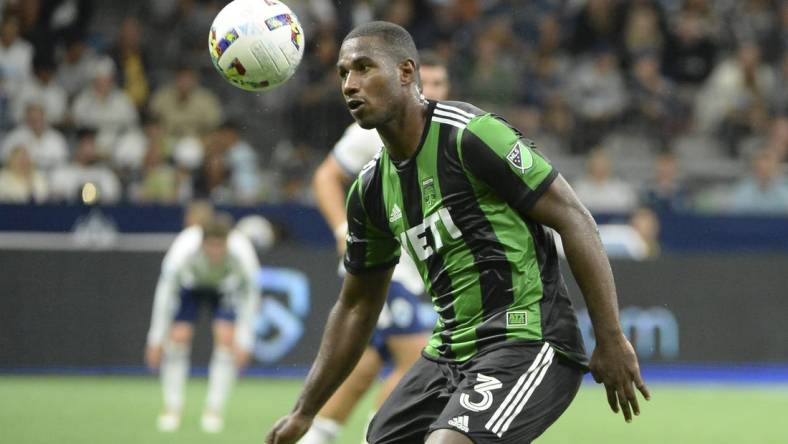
[347,98,365,114]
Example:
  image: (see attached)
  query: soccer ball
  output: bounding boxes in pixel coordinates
[208,0,305,92]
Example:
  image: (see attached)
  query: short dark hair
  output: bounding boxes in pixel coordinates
[344,21,419,67]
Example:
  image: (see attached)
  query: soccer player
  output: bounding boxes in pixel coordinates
[145,205,260,433]
[267,22,650,444]
[300,53,450,444]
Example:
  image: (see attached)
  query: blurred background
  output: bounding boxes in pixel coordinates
[0,0,787,443]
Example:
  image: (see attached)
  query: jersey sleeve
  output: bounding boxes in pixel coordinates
[332,124,384,176]
[343,178,400,274]
[459,114,558,214]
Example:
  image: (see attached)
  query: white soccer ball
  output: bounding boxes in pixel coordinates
[208,0,305,92]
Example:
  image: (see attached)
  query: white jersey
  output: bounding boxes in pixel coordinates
[333,123,424,295]
[146,226,261,351]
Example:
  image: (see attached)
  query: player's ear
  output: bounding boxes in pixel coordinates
[399,59,417,86]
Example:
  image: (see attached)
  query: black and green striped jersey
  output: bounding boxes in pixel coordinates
[344,100,587,366]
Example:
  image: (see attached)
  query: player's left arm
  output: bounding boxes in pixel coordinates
[528,175,650,423]
[229,231,262,368]
[460,115,649,422]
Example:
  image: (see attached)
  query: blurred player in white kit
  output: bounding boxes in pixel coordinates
[300,52,450,444]
[145,202,261,433]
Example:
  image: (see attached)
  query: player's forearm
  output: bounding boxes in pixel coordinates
[559,213,624,342]
[313,160,350,232]
[291,287,383,417]
[233,290,260,351]
[146,277,176,346]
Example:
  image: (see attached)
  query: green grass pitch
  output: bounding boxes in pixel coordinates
[1,375,786,443]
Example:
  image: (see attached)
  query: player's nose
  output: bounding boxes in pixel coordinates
[342,71,361,96]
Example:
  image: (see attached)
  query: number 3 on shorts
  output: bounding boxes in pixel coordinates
[459,373,503,412]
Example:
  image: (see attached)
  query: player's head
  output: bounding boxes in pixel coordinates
[201,212,233,265]
[184,200,215,228]
[337,21,421,129]
[418,51,449,101]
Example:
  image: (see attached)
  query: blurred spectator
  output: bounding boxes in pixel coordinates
[695,41,776,156]
[145,0,219,85]
[568,0,625,56]
[55,33,99,98]
[192,150,233,204]
[662,5,719,86]
[130,136,178,204]
[149,66,222,139]
[467,17,522,107]
[113,117,165,174]
[629,207,661,258]
[516,15,574,142]
[567,48,628,153]
[640,151,691,212]
[573,148,638,213]
[212,121,261,204]
[722,0,781,63]
[0,17,34,100]
[627,51,682,144]
[289,28,350,153]
[109,17,150,109]
[12,54,67,125]
[767,117,788,162]
[772,54,788,117]
[620,0,670,69]
[48,128,121,204]
[780,1,788,56]
[0,144,49,203]
[729,149,788,214]
[71,57,139,155]
[381,0,437,48]
[35,0,94,45]
[1,102,68,170]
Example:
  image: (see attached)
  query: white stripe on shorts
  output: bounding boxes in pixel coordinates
[484,343,554,437]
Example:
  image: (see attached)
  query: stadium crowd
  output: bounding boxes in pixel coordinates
[0,0,787,214]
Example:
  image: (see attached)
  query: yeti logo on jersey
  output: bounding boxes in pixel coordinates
[506,140,534,174]
[448,415,469,433]
[460,374,503,412]
[398,207,461,261]
[422,177,436,207]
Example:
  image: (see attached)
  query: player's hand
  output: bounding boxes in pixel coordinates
[145,345,163,371]
[589,333,651,423]
[265,413,313,444]
[234,349,251,369]
[333,222,348,256]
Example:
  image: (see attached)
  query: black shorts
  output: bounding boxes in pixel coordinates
[366,342,583,444]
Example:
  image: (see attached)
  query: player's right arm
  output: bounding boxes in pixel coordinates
[312,154,352,253]
[266,177,399,444]
[265,268,393,444]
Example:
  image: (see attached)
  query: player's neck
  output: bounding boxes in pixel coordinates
[377,98,429,162]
